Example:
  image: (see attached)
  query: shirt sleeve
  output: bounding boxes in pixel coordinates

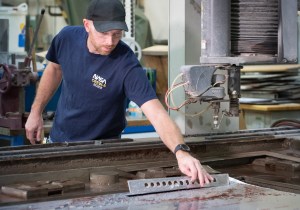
[123,65,157,107]
[46,26,69,64]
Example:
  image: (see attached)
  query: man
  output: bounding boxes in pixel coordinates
[25,0,213,186]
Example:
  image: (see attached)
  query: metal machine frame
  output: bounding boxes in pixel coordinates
[169,0,298,135]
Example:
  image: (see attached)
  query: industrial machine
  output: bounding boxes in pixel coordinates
[0,0,300,209]
[0,9,45,133]
[168,0,298,133]
[0,126,300,209]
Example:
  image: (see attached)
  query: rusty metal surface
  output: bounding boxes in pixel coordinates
[0,127,300,208]
[1,178,299,210]
[1,127,299,177]
[1,127,299,161]
[217,154,300,194]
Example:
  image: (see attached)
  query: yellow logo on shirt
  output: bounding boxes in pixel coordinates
[92,74,106,89]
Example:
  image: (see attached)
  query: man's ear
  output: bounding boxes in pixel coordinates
[83,19,90,32]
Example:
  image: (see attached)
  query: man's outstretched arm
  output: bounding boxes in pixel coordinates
[141,99,214,186]
[25,61,62,144]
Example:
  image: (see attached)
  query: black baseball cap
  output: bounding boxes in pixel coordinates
[86,0,128,32]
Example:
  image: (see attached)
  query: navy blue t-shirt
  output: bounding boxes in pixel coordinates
[46,26,157,142]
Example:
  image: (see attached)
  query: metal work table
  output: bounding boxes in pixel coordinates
[1,178,299,210]
[0,127,300,209]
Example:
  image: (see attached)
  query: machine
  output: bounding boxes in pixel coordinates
[0,126,300,209]
[169,0,298,133]
[0,9,45,133]
[0,0,300,209]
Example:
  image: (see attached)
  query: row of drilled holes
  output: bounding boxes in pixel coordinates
[144,178,217,188]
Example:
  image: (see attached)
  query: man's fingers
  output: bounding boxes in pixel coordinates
[26,129,36,145]
[36,129,42,142]
[189,161,199,183]
[180,162,199,184]
[29,136,36,145]
[177,153,214,187]
[25,114,44,145]
[194,162,215,187]
[201,168,212,185]
[204,174,210,185]
[195,163,205,186]
[208,174,214,182]
[26,128,43,145]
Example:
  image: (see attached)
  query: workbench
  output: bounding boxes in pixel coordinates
[1,127,300,208]
[2,178,300,210]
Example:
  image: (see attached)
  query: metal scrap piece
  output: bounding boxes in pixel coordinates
[1,184,48,199]
[90,172,119,186]
[127,173,229,196]
[1,180,85,199]
[51,180,85,192]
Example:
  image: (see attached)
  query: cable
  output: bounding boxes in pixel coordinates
[165,72,212,117]
[164,73,183,110]
[165,82,189,110]
[212,74,229,87]
[270,119,300,128]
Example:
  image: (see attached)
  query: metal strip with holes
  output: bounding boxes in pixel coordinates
[127,173,229,196]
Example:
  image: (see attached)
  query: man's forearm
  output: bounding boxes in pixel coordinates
[154,113,184,153]
[31,63,62,115]
[142,99,185,152]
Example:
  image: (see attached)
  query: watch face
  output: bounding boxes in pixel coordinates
[174,144,191,154]
[181,144,190,151]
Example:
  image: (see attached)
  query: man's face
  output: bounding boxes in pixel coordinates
[84,20,123,55]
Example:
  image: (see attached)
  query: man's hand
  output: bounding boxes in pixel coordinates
[176,150,214,187]
[25,112,44,145]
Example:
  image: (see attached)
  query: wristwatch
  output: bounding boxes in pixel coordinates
[174,144,191,154]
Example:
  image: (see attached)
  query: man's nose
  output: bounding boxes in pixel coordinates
[104,35,114,45]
